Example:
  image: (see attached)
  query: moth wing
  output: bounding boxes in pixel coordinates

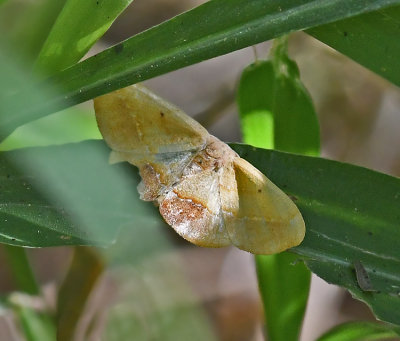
[159,168,231,248]
[224,157,305,254]
[94,84,209,158]
[135,151,197,201]
[219,162,240,222]
[94,84,210,199]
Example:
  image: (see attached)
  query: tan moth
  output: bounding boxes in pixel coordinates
[94,84,305,254]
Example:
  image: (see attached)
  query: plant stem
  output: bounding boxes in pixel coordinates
[3,245,40,295]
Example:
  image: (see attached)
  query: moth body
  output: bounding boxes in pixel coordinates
[94,84,305,254]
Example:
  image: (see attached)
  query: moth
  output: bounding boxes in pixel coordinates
[94,84,305,254]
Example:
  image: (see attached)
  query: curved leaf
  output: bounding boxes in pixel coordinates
[0,107,100,151]
[307,5,400,87]
[34,0,134,75]
[0,0,66,62]
[231,143,400,326]
[238,39,320,156]
[3,245,39,295]
[255,253,311,341]
[0,141,150,247]
[316,321,400,341]
[9,303,56,341]
[2,140,400,325]
[1,0,398,139]
[238,38,319,340]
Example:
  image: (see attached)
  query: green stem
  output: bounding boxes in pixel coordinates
[3,245,40,295]
[270,35,289,66]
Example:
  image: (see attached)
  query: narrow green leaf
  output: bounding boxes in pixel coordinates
[3,245,40,295]
[57,247,104,341]
[0,108,101,151]
[231,143,400,326]
[0,50,100,149]
[0,0,67,62]
[34,0,134,75]
[1,0,398,139]
[269,37,320,155]
[10,302,56,341]
[1,140,400,324]
[255,253,311,341]
[238,42,320,155]
[238,61,275,148]
[0,141,151,247]
[316,321,400,341]
[307,5,400,87]
[238,37,319,340]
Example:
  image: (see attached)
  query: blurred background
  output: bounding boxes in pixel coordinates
[1,0,399,340]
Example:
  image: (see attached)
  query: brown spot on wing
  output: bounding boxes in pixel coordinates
[160,192,206,226]
[159,191,230,248]
[137,164,163,201]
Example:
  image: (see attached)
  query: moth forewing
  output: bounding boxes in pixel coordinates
[218,160,240,223]
[226,157,305,254]
[94,84,209,156]
[159,167,230,248]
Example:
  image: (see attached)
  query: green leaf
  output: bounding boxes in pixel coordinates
[3,245,40,295]
[0,0,67,62]
[1,140,400,324]
[237,40,320,156]
[1,0,398,139]
[9,299,56,341]
[231,143,400,326]
[255,253,311,341]
[238,61,275,148]
[316,321,400,341]
[307,5,400,87]
[269,38,320,155]
[238,37,319,340]
[0,141,151,247]
[0,50,100,147]
[0,107,101,151]
[34,0,135,75]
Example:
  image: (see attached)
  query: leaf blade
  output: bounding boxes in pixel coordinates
[238,38,319,340]
[0,141,150,247]
[11,305,56,341]
[255,253,311,341]
[3,245,40,295]
[316,321,400,341]
[1,0,398,139]
[1,140,400,324]
[307,5,400,87]
[0,0,67,62]
[34,0,135,74]
[231,143,400,326]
